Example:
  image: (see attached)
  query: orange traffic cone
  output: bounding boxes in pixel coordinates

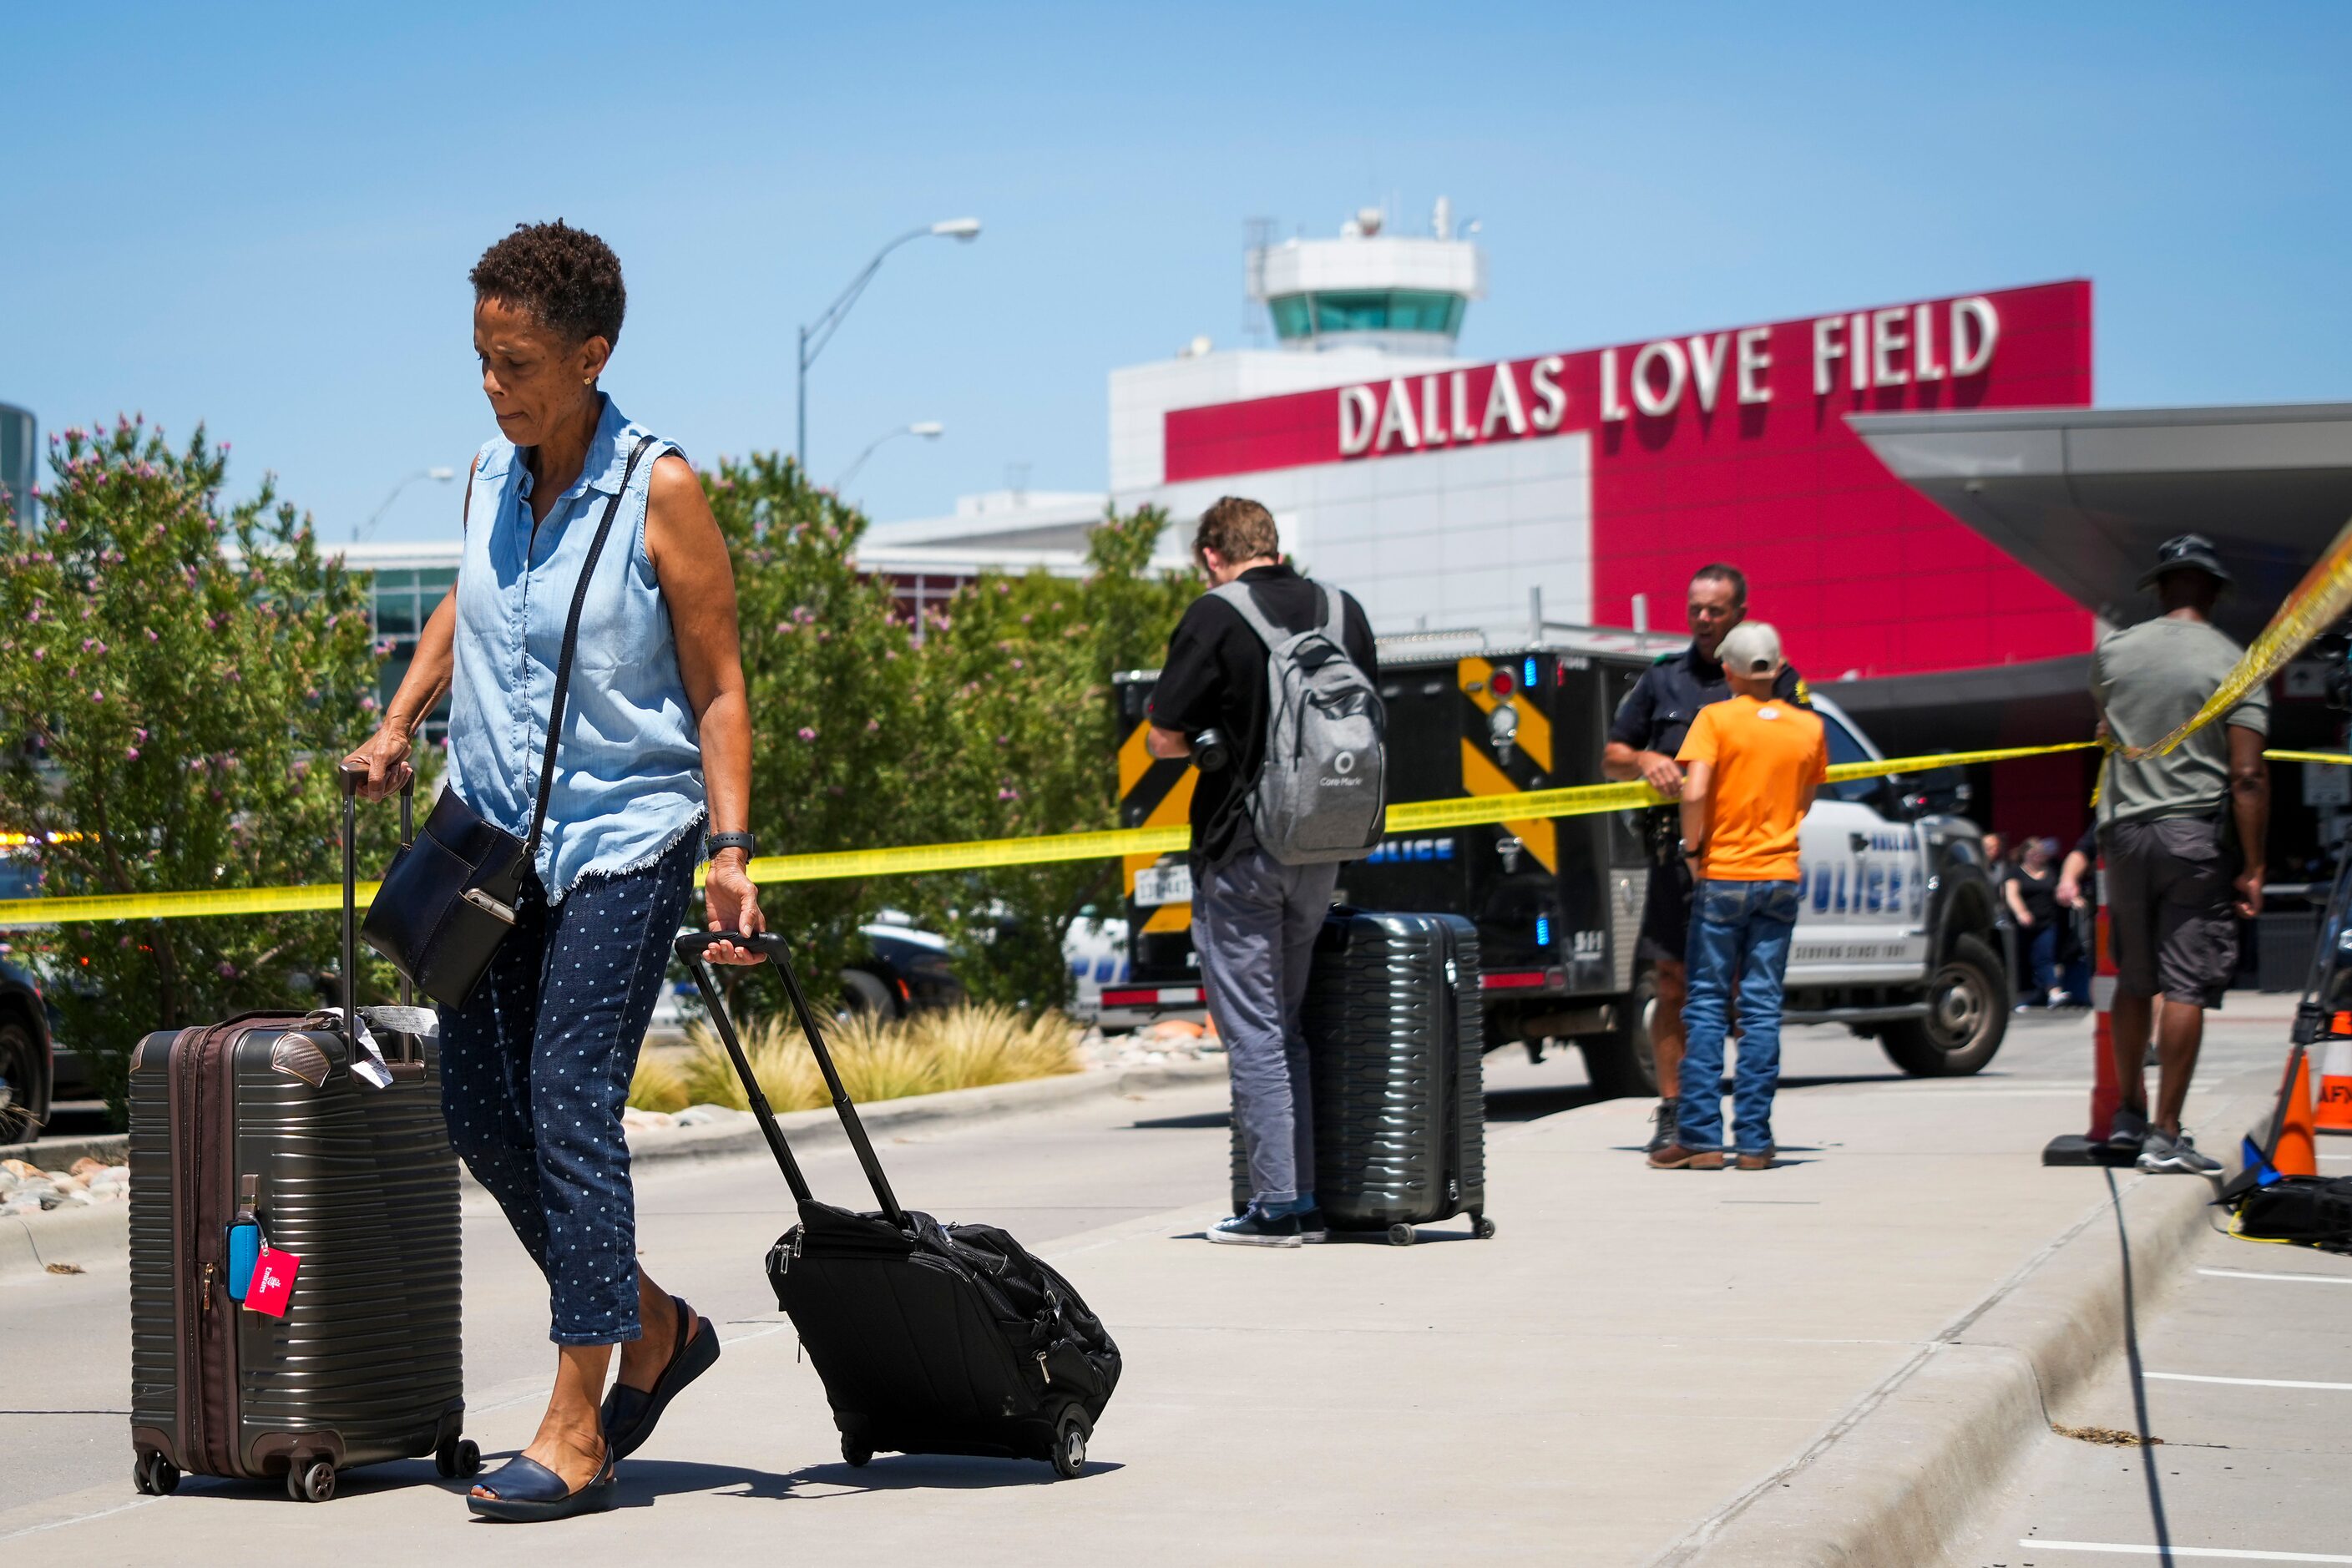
[2316,1035,2352,1136]
[2274,1047,2319,1177]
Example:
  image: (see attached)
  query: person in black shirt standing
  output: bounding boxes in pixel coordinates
[1147,497,1379,1247]
[1602,564,1803,1153]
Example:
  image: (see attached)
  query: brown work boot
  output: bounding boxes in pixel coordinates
[1648,1143,1724,1170]
[1735,1151,1775,1171]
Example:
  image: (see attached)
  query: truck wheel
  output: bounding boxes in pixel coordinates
[1880,934,2008,1076]
[0,1018,47,1145]
[1581,966,1660,1099]
[837,968,898,1021]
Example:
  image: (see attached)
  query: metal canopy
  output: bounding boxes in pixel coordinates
[1849,402,2352,645]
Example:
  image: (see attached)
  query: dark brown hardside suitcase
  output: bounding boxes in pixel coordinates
[128,774,473,1501]
[1229,909,1494,1244]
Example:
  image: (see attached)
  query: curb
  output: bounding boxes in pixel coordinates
[0,1133,129,1169]
[1,1201,129,1282]
[1655,1088,2261,1568]
[620,1056,1230,1171]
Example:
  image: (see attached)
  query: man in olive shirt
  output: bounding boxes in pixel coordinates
[2092,534,2270,1175]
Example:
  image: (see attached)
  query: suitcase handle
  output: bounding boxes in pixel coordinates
[675,931,908,1229]
[338,766,418,1060]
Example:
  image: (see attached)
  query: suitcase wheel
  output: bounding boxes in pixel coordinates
[1473,1215,1498,1241]
[134,1452,180,1495]
[840,1436,873,1469]
[287,1458,336,1504]
[1051,1405,1091,1480]
[435,1438,482,1479]
[1387,1224,1417,1247]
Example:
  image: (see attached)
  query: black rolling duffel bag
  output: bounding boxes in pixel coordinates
[676,931,1120,1478]
[1230,908,1495,1245]
[128,771,474,1503]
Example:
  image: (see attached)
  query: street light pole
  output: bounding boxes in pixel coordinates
[357,467,458,541]
[833,422,944,496]
[796,217,980,475]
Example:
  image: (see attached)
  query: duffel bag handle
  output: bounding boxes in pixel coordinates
[675,932,908,1228]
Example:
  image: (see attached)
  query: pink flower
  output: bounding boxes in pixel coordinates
[30,648,42,660]
[797,726,817,741]
[359,695,379,711]
[865,717,880,732]
[89,688,105,702]
[145,628,159,642]
[134,727,148,742]
[125,746,139,760]
[216,960,238,979]
[997,787,1020,801]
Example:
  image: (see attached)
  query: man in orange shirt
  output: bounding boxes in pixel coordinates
[1649,622,1827,1171]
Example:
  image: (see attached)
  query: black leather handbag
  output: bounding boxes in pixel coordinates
[361,435,655,1007]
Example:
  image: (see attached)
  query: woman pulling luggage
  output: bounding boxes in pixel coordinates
[345,220,764,1521]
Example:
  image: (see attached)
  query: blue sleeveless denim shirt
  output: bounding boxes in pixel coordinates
[444,396,706,902]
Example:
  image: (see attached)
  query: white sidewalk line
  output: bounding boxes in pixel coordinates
[2023,1541,2352,1563]
[0,1497,160,1544]
[2146,1371,2352,1391]
[2198,1267,2352,1286]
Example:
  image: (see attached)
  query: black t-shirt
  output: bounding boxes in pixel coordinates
[2013,864,2060,928]
[1608,643,1804,861]
[1150,564,1379,865]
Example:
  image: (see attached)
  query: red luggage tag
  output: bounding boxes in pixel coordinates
[243,1247,300,1318]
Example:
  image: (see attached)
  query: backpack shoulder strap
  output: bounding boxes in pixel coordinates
[1209,580,1289,650]
[1316,582,1348,645]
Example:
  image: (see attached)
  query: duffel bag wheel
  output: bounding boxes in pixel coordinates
[1387,1223,1417,1247]
[436,1438,481,1479]
[1474,1215,1498,1241]
[841,1436,873,1468]
[1051,1408,1090,1479]
[291,1458,336,1503]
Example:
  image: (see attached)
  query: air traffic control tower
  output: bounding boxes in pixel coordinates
[1249,198,1488,357]
[1,402,35,528]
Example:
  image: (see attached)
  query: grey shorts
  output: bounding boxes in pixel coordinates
[2101,816,2238,1009]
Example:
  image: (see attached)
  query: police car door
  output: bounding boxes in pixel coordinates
[1790,696,1930,983]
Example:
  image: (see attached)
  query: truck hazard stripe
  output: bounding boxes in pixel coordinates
[1118,718,1197,933]
[1459,740,1559,873]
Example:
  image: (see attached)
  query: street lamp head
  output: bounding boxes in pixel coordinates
[909,422,945,438]
[931,217,982,241]
[427,467,458,482]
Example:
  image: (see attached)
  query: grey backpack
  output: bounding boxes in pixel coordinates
[1211,580,1387,864]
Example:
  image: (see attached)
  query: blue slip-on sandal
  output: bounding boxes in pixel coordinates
[600,1295,721,1460]
[465,1447,617,1523]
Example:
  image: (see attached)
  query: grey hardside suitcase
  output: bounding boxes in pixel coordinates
[128,775,473,1501]
[1231,908,1494,1243]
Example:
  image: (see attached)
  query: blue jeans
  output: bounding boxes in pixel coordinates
[439,830,699,1344]
[1676,879,1800,1155]
[2024,923,2058,1002]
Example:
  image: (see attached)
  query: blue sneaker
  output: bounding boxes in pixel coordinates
[1207,1206,1302,1247]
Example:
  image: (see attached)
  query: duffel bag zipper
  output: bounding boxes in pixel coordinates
[1035,1350,1050,1386]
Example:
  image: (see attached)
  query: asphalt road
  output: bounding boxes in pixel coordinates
[1955,1165,2352,1567]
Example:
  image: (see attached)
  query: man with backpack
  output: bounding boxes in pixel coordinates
[1146,496,1383,1246]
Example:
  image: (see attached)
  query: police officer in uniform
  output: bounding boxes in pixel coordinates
[1604,564,1805,1152]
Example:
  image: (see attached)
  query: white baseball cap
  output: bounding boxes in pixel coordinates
[1718,620,1783,676]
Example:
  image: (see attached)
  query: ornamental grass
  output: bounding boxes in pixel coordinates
[656,1002,1080,1115]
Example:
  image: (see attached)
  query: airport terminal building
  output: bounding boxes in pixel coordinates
[875,204,2352,857]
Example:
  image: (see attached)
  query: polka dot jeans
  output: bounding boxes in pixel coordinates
[438,831,699,1345]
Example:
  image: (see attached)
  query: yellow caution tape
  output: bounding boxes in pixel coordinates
[0,739,2127,924]
[2259,750,2352,767]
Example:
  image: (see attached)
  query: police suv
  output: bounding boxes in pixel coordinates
[1110,623,2010,1091]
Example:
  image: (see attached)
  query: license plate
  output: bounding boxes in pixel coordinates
[1133,862,1194,908]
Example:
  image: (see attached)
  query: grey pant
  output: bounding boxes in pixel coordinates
[1193,847,1342,1208]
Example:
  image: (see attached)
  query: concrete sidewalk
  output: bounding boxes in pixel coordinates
[0,1008,2299,1563]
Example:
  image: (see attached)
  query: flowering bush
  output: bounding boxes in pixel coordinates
[0,419,391,1118]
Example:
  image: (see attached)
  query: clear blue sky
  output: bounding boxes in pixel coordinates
[7,3,2347,542]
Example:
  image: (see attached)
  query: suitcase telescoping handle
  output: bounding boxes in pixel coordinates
[337,765,417,1051]
[675,931,908,1230]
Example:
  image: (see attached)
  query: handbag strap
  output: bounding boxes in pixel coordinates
[524,433,658,862]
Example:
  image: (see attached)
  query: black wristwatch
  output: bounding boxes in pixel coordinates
[705,831,757,862]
